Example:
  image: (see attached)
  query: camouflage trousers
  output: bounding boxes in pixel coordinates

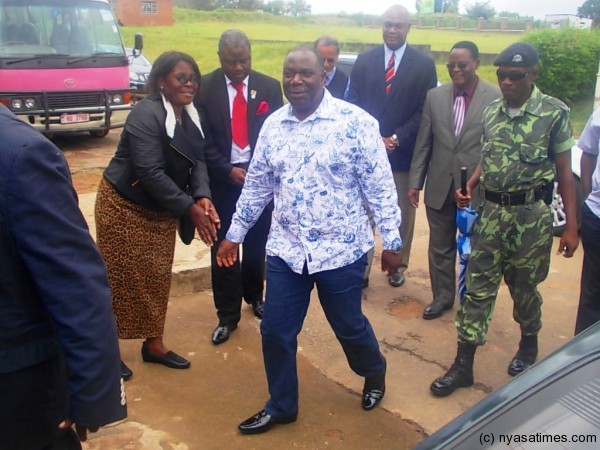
[455,199,553,346]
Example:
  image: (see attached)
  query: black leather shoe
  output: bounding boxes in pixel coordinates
[121,360,133,381]
[211,324,237,345]
[362,356,386,410]
[238,409,297,435]
[507,338,538,377]
[389,272,405,287]
[251,299,264,319]
[141,342,190,369]
[422,300,454,320]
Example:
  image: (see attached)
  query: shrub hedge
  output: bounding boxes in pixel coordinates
[524,28,600,106]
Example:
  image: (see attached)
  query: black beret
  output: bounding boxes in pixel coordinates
[493,42,539,67]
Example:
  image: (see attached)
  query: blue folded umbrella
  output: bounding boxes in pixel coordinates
[456,205,478,304]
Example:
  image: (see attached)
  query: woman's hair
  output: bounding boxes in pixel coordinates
[146,51,201,96]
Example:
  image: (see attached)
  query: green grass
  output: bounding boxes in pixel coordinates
[120,8,520,77]
[119,8,593,131]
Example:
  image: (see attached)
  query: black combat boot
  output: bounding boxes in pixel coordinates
[430,342,476,397]
[507,334,538,377]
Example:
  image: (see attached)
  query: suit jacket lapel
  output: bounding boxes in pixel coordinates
[457,80,485,144]
[212,69,232,145]
[247,72,258,141]
[385,45,413,105]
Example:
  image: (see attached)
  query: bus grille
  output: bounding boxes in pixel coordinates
[45,92,105,109]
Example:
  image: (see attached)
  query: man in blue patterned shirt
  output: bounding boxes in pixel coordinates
[217,45,403,434]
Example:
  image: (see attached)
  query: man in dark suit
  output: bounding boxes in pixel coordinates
[314,35,349,100]
[408,41,500,320]
[0,105,126,449]
[347,4,437,288]
[201,29,283,345]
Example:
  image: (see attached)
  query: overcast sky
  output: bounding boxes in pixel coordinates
[307,0,580,20]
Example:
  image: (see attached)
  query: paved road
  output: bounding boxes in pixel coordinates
[57,130,584,449]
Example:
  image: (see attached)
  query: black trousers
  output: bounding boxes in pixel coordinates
[575,203,600,335]
[0,355,81,450]
[210,182,271,326]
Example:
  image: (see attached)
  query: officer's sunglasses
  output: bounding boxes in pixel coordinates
[446,62,469,70]
[496,69,529,81]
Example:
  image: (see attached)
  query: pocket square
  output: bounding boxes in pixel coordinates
[256,101,269,115]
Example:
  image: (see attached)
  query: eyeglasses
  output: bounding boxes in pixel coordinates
[323,57,336,64]
[446,62,469,70]
[496,69,529,81]
[173,73,200,86]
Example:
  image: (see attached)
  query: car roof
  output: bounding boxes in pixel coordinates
[415,321,600,449]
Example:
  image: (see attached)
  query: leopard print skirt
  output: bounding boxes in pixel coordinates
[95,178,176,339]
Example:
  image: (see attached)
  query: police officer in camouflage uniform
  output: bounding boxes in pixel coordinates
[430,42,579,397]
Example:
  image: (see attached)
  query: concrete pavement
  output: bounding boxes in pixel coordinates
[76,190,583,449]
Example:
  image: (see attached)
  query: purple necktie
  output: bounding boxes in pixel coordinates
[453,92,465,137]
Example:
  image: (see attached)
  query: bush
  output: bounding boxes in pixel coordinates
[524,28,600,106]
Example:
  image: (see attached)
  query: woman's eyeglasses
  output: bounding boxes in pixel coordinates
[173,73,200,86]
[446,62,469,70]
[496,69,529,81]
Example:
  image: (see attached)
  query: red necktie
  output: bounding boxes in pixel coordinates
[231,81,248,149]
[385,52,395,95]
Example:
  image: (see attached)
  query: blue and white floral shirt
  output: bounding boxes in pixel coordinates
[227,90,402,274]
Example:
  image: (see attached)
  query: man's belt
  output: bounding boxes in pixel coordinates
[484,185,548,207]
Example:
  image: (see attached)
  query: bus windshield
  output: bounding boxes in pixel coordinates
[0,0,124,58]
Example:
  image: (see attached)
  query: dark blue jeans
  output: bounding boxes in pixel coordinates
[575,203,600,335]
[261,254,385,417]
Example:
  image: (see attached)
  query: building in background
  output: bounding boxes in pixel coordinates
[111,0,173,26]
[545,14,592,29]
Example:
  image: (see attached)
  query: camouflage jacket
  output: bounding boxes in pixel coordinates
[480,85,575,192]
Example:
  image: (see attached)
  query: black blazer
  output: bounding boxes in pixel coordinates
[346,44,437,171]
[326,68,348,100]
[104,94,212,218]
[198,68,283,185]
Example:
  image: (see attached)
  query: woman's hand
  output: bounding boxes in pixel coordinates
[188,199,220,246]
[196,198,221,228]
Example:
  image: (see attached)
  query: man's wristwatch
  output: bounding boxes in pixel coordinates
[391,133,399,147]
[385,246,402,255]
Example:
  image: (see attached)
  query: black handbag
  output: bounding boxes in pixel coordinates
[177,214,195,245]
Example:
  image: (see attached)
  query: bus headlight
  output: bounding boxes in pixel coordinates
[24,98,37,109]
[11,98,23,110]
[110,93,124,105]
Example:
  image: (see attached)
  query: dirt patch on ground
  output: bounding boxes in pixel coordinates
[386,295,423,319]
[71,169,103,194]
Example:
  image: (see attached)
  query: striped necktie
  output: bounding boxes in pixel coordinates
[453,91,466,137]
[385,52,395,95]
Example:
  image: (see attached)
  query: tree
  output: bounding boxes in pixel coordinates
[578,0,600,27]
[443,0,459,14]
[498,11,523,18]
[263,0,286,14]
[287,0,311,16]
[464,1,496,20]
